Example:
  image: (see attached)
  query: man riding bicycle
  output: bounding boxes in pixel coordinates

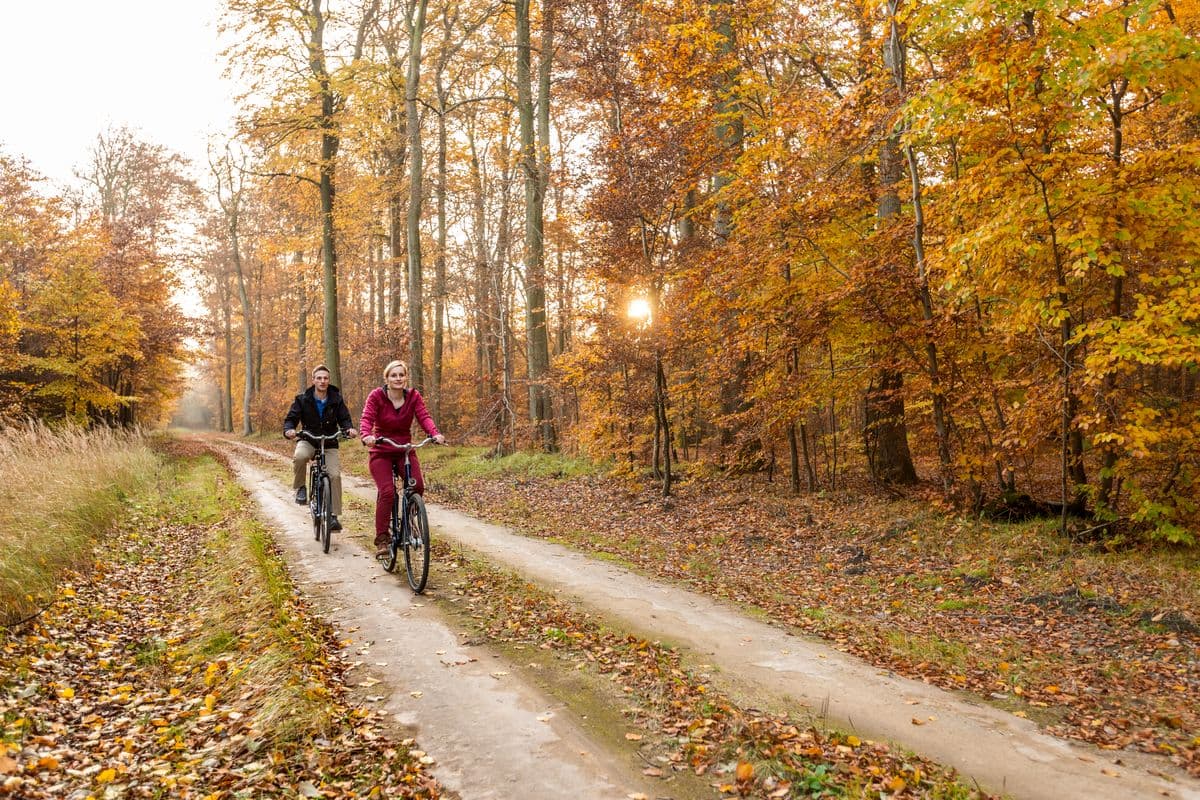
[284,365,357,531]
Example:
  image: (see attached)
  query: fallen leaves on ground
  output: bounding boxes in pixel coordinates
[0,454,439,799]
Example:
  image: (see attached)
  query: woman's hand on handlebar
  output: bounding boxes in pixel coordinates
[434,434,446,445]
[285,429,297,439]
[362,435,377,447]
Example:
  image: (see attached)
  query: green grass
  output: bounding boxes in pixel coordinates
[935,599,982,612]
[885,630,972,669]
[427,445,605,481]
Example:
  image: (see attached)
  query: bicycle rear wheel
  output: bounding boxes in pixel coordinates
[319,474,333,554]
[404,494,430,593]
[382,492,400,573]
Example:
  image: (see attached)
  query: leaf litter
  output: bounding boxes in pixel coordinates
[0,452,440,799]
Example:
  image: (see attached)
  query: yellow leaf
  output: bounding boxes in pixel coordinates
[97,768,117,783]
[845,735,861,746]
[58,687,74,700]
[886,776,907,792]
[736,761,754,782]
[37,756,59,770]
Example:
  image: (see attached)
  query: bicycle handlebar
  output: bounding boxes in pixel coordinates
[294,430,349,443]
[372,436,435,450]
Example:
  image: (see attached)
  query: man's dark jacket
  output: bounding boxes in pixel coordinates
[283,385,353,447]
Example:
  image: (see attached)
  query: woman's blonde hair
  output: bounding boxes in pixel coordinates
[382,359,409,386]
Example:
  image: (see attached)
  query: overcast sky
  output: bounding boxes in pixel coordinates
[2,2,237,187]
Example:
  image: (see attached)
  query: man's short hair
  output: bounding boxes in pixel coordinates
[312,365,331,377]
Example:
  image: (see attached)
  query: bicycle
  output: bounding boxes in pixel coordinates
[296,430,345,554]
[373,436,434,593]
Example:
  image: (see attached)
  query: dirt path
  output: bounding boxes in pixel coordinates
[228,454,657,800]
[228,441,1200,800]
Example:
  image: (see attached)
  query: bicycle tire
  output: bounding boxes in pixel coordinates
[382,491,400,573]
[310,474,321,541]
[404,493,430,593]
[319,474,333,554]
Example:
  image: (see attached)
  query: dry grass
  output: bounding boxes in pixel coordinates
[0,420,158,625]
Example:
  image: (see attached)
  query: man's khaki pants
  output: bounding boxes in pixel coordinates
[293,441,342,515]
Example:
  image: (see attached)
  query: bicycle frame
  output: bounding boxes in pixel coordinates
[372,436,434,591]
[374,436,432,544]
[297,431,343,553]
[298,431,342,510]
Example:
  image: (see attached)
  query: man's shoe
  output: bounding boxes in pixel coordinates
[330,516,343,532]
[374,535,390,558]
[295,487,307,505]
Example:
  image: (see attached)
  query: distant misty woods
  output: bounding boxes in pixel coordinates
[4,0,1195,542]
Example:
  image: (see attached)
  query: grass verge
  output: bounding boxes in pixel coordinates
[0,422,159,626]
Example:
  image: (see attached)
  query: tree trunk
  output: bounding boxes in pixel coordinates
[886,0,953,492]
[866,29,917,486]
[516,0,555,451]
[230,227,253,435]
[221,273,234,432]
[295,248,308,392]
[406,0,429,391]
[432,67,449,418]
[389,193,405,321]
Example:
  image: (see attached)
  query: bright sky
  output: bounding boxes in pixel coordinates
[1,2,237,187]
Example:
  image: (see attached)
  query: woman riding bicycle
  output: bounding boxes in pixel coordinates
[360,360,445,556]
[284,364,357,531]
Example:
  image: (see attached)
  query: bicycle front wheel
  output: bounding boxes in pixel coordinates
[310,476,321,541]
[404,493,430,593]
[319,474,333,554]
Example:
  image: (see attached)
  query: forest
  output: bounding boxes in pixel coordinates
[2,0,1198,541]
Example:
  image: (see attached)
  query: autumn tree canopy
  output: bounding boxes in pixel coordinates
[5,0,1188,541]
